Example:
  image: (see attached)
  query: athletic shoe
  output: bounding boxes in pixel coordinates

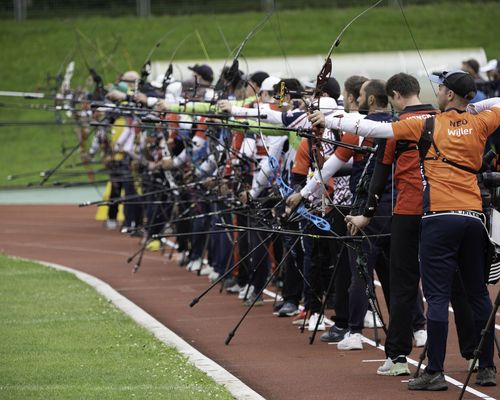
[238,285,254,300]
[308,313,326,331]
[225,283,243,294]
[177,251,189,266]
[272,301,285,313]
[408,370,448,391]
[291,310,309,326]
[413,329,427,348]
[364,310,383,328]
[243,293,264,307]
[145,239,161,252]
[320,325,348,343]
[467,358,478,373]
[476,367,496,386]
[377,357,411,376]
[187,258,202,272]
[208,271,220,283]
[277,302,299,317]
[105,219,118,230]
[337,332,363,350]
[199,264,213,276]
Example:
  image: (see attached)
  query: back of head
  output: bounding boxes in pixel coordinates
[273,78,304,97]
[344,75,369,102]
[365,79,389,108]
[462,59,480,75]
[386,73,420,98]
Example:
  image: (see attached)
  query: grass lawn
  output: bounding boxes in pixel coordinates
[0,255,234,400]
[0,2,499,186]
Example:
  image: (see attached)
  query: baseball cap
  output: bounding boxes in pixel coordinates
[260,76,281,93]
[429,70,476,100]
[188,64,214,83]
[480,58,499,73]
[249,71,269,87]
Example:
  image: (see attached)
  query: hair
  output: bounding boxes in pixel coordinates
[344,75,369,103]
[273,78,304,93]
[386,73,420,98]
[463,59,480,75]
[364,79,389,108]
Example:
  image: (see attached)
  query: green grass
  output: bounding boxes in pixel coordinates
[0,255,234,400]
[0,3,499,186]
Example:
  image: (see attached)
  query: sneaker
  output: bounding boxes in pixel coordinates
[272,301,285,313]
[308,313,326,331]
[364,310,383,328]
[199,264,213,276]
[225,282,243,294]
[377,357,411,376]
[476,367,496,387]
[277,302,299,317]
[337,331,363,350]
[467,358,479,373]
[105,219,118,230]
[238,285,254,300]
[187,258,202,272]
[320,325,348,343]
[209,272,220,283]
[413,329,427,348]
[177,251,189,266]
[292,310,309,326]
[145,239,161,252]
[408,370,448,391]
[243,293,264,307]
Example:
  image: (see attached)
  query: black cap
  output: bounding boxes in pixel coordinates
[430,70,476,101]
[188,64,214,83]
[323,77,341,101]
[249,71,269,88]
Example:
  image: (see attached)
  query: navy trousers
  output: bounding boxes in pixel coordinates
[420,214,494,372]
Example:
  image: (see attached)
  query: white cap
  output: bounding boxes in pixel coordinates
[480,59,498,73]
[314,96,338,113]
[260,76,281,92]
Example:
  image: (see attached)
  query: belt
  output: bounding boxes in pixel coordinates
[423,210,485,221]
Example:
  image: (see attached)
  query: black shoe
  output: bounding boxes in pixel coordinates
[277,302,299,317]
[408,370,448,391]
[476,366,496,387]
[320,324,348,343]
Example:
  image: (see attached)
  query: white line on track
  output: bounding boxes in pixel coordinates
[263,287,496,400]
[17,257,266,400]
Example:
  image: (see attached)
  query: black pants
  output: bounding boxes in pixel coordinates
[347,201,391,333]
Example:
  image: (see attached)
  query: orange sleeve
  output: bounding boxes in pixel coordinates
[334,133,357,162]
[392,118,425,142]
[291,139,310,176]
[382,139,396,165]
[476,107,500,139]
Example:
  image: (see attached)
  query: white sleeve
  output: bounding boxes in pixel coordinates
[240,137,256,159]
[325,113,394,138]
[231,106,260,117]
[300,154,346,200]
[261,108,285,125]
[249,159,272,198]
[467,97,500,114]
[196,155,217,178]
[173,149,187,168]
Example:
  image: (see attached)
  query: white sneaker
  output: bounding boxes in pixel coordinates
[364,310,383,328]
[187,258,202,272]
[105,219,118,230]
[200,264,213,276]
[413,329,427,347]
[226,283,243,294]
[238,285,254,300]
[308,313,326,331]
[208,271,220,283]
[377,357,410,376]
[337,332,363,350]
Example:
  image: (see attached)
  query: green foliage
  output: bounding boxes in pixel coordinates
[0,3,498,186]
[0,255,234,400]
